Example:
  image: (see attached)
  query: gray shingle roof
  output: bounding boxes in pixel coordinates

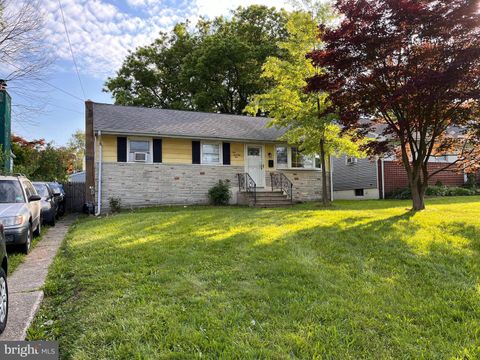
[92,102,286,142]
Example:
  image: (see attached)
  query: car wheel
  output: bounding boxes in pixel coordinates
[0,268,7,334]
[34,220,41,237]
[22,225,32,254]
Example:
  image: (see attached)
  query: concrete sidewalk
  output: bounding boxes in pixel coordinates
[0,215,76,340]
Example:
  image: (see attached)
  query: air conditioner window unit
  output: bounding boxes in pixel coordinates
[134,152,148,162]
[346,157,358,165]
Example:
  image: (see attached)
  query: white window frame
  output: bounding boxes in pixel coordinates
[127,137,153,164]
[275,145,289,169]
[201,141,222,165]
[275,145,321,170]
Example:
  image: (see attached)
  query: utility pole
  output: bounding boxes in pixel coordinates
[0,80,12,173]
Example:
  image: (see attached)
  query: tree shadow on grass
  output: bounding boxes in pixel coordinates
[326,195,480,211]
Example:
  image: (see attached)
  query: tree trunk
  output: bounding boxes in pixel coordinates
[320,138,329,207]
[408,168,427,211]
[411,181,426,211]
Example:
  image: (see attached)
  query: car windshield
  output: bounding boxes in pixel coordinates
[0,180,25,203]
[50,183,61,193]
[34,184,49,198]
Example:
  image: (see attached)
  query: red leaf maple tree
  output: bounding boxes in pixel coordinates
[306,0,480,210]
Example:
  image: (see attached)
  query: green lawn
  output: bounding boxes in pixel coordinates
[28,197,480,359]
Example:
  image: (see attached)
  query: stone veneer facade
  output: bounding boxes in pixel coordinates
[265,169,329,202]
[97,163,328,211]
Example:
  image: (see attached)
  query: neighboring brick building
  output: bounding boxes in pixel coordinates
[382,161,466,196]
[332,154,472,200]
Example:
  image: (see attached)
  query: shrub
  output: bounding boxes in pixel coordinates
[388,187,412,200]
[465,173,477,188]
[389,185,477,199]
[109,197,122,213]
[425,185,448,197]
[434,180,443,187]
[445,187,476,196]
[208,180,231,205]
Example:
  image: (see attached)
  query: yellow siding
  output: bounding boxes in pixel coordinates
[162,138,192,164]
[230,142,244,166]
[264,143,275,169]
[96,135,117,163]
[96,135,280,168]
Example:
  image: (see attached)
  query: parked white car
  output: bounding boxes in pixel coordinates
[0,175,42,253]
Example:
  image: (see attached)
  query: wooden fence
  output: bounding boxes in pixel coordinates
[61,182,86,213]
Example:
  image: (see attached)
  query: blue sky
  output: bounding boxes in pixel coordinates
[5,0,289,146]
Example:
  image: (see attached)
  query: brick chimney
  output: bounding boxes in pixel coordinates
[85,100,95,205]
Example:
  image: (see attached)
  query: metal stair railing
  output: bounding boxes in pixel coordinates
[237,172,257,205]
[270,172,293,203]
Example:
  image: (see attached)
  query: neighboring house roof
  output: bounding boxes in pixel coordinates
[92,102,286,142]
[69,171,85,183]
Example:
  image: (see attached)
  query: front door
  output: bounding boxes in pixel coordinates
[246,145,265,187]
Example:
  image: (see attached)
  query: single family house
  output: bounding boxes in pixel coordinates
[84,101,329,212]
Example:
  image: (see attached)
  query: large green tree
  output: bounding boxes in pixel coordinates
[246,7,361,206]
[104,6,288,114]
[104,23,197,110]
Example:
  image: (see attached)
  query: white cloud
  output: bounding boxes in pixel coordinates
[44,0,290,79]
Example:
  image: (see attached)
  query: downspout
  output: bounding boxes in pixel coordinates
[330,155,334,202]
[381,158,385,200]
[95,130,102,216]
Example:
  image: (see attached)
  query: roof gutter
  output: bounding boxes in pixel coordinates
[93,130,285,144]
[95,130,102,216]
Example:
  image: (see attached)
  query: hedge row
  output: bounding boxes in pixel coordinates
[388,185,480,200]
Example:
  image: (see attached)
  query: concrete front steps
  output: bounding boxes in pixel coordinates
[238,190,293,208]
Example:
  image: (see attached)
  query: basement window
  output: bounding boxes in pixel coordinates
[355,189,364,197]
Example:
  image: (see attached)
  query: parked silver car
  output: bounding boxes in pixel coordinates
[0,175,42,254]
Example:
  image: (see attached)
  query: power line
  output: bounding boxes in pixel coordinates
[57,0,87,100]
[12,101,83,115]
[33,77,84,102]
[45,103,83,115]
[1,58,85,102]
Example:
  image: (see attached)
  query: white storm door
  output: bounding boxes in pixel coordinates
[246,145,265,187]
